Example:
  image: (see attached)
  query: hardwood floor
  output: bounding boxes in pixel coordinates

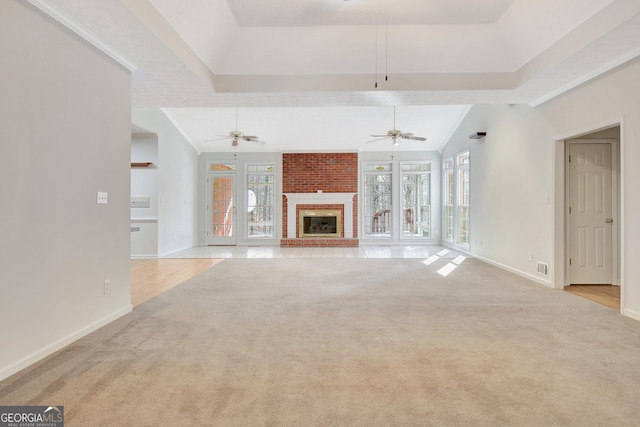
[131,259,223,306]
[564,285,620,310]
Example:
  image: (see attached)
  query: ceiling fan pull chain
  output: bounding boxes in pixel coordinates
[375,22,378,88]
[385,11,388,82]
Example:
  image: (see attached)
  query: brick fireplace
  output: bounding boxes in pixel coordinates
[281,153,358,247]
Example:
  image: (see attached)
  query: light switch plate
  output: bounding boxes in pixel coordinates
[97,192,108,204]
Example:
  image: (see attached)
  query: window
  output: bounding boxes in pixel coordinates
[363,162,392,238]
[246,163,275,238]
[443,158,454,241]
[401,162,431,238]
[457,152,470,246]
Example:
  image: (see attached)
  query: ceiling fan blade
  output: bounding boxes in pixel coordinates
[242,136,266,144]
[365,137,390,144]
[205,137,230,142]
[401,135,427,141]
[370,134,388,138]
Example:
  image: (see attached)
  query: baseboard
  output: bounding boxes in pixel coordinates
[441,242,554,288]
[0,305,132,382]
[158,244,199,258]
[130,254,158,258]
[621,307,640,322]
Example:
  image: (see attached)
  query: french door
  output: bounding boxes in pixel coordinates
[207,172,236,245]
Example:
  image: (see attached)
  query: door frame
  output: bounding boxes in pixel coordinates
[565,139,617,285]
[552,119,623,308]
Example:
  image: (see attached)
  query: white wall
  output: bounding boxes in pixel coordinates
[132,108,198,256]
[131,136,159,256]
[441,104,555,284]
[0,0,132,380]
[537,58,640,320]
[441,58,640,320]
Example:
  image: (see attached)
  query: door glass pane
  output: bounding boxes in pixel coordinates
[211,176,234,237]
[402,172,431,238]
[247,170,274,238]
[364,173,392,238]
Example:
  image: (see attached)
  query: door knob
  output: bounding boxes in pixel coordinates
[605,218,614,223]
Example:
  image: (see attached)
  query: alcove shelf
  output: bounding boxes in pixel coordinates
[131,162,153,168]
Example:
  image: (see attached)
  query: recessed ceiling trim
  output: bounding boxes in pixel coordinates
[120,0,217,90]
[26,0,137,71]
[529,45,640,107]
[211,72,518,93]
[517,1,640,86]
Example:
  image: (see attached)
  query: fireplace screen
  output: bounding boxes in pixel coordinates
[299,209,342,238]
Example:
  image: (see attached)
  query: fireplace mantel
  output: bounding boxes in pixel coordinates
[284,192,356,239]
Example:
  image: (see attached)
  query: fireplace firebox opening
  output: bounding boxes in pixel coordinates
[299,209,342,238]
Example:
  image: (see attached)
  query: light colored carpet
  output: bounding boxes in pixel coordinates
[2,258,640,426]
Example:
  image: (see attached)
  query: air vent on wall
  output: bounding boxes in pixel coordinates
[537,262,549,276]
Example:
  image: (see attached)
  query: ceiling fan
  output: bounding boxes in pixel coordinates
[205,108,266,147]
[366,106,427,146]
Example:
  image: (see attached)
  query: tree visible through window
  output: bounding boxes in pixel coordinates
[457,152,470,246]
[443,158,454,241]
[363,163,392,238]
[401,162,431,238]
[247,164,274,238]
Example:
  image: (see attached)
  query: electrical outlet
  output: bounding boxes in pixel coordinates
[104,280,110,294]
[97,192,108,204]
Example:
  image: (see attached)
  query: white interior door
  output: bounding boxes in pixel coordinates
[568,143,612,284]
[207,172,237,245]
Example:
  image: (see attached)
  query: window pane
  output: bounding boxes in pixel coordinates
[364,163,392,172]
[209,163,236,171]
[364,173,392,238]
[247,164,274,238]
[443,170,454,241]
[457,155,470,245]
[444,206,454,240]
[402,172,431,238]
[443,158,454,170]
[459,206,470,244]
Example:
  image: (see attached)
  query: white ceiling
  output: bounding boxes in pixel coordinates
[36,0,640,152]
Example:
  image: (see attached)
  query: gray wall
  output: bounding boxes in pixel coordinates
[0,0,132,380]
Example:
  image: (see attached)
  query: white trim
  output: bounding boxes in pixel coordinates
[26,0,137,72]
[529,47,640,107]
[0,305,132,381]
[159,245,198,258]
[552,117,623,142]
[445,242,554,288]
[618,117,626,313]
[284,193,356,239]
[621,308,640,322]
